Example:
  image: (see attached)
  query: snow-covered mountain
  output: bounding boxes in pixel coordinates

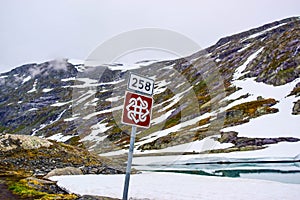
[0,17,299,161]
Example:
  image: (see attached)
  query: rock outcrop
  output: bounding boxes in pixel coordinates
[0,134,124,176]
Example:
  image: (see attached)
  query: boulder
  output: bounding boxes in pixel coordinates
[44,166,83,179]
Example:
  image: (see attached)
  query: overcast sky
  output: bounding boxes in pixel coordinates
[0,0,299,73]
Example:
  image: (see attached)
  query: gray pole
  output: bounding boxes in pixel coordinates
[122,125,137,200]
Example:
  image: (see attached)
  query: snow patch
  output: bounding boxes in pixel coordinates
[106,63,140,72]
[233,47,263,80]
[106,96,122,102]
[237,43,251,53]
[243,23,287,41]
[106,60,158,72]
[136,135,233,155]
[151,108,176,125]
[75,65,86,72]
[154,80,170,95]
[47,133,73,142]
[74,90,96,105]
[157,86,193,112]
[64,116,79,122]
[22,75,31,84]
[27,79,38,93]
[28,108,38,112]
[80,122,112,142]
[83,105,123,120]
[68,59,84,65]
[42,88,53,93]
[99,149,127,157]
[61,77,76,82]
[64,78,123,89]
[32,109,67,135]
[221,78,300,138]
[50,101,72,107]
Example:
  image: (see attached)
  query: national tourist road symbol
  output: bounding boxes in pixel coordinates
[122,91,153,128]
[126,95,150,123]
[122,73,154,200]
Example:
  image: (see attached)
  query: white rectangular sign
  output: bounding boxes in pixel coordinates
[128,73,154,96]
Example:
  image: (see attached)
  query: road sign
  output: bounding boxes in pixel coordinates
[128,73,154,96]
[122,73,154,200]
[122,91,153,128]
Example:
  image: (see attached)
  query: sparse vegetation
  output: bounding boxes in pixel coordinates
[224,98,278,126]
[8,178,77,199]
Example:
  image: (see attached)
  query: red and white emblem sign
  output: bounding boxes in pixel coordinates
[122,91,153,128]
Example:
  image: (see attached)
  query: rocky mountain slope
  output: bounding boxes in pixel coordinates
[0,17,299,159]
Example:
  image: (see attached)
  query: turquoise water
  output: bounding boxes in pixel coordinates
[138,160,300,184]
[151,168,300,184]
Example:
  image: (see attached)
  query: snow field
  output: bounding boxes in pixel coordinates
[50,172,300,200]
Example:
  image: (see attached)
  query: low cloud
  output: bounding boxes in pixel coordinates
[29,67,42,77]
[29,58,68,77]
[49,58,68,71]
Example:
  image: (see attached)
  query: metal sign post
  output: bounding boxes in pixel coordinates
[122,73,154,200]
[122,125,136,200]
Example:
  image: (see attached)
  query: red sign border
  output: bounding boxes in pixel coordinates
[121,91,153,128]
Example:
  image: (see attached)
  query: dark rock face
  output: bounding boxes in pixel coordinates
[292,100,300,115]
[218,131,300,148]
[80,165,124,175]
[44,165,124,179]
